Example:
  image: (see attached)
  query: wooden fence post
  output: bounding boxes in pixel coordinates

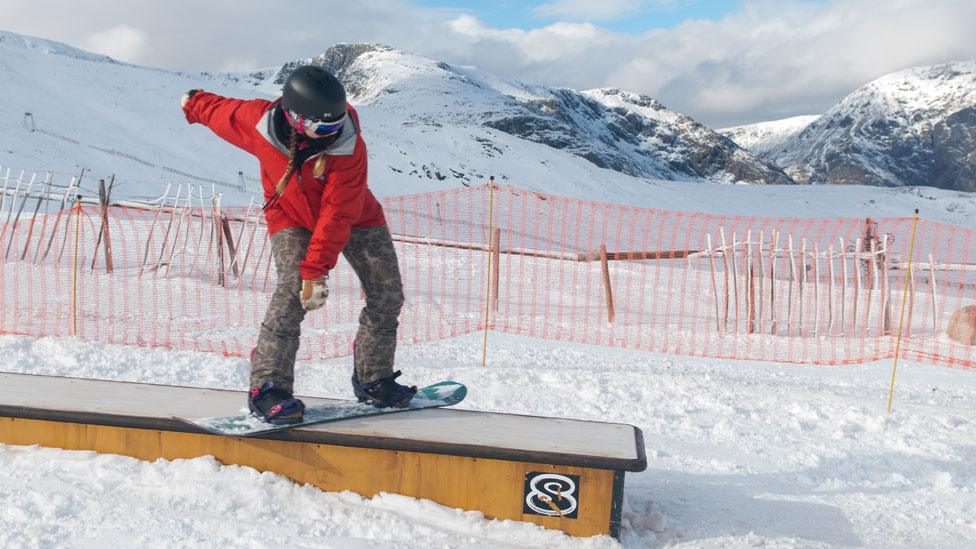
[748,264,756,334]
[20,171,52,260]
[600,244,614,324]
[214,197,226,287]
[220,215,239,278]
[90,176,115,273]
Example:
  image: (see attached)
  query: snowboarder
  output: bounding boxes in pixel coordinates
[182,65,416,424]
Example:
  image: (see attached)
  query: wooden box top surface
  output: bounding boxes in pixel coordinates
[0,373,646,471]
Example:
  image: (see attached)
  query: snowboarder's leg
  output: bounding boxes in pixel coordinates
[342,224,404,384]
[250,226,311,394]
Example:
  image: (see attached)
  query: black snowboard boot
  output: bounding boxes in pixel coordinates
[351,371,418,408]
[248,382,305,424]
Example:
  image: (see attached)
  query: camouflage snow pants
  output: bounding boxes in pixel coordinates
[250,225,404,393]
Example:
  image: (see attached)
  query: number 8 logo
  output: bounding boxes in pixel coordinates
[525,473,578,517]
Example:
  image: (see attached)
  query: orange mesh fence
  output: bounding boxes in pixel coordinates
[1,181,974,368]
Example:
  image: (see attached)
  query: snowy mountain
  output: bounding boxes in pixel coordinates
[237,44,791,185]
[770,62,976,191]
[0,30,790,206]
[719,115,820,156]
[4,29,976,226]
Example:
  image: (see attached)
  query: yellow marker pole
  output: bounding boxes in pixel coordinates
[887,209,920,413]
[482,177,496,368]
[72,196,82,337]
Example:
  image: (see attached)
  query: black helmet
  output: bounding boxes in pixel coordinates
[281,65,346,122]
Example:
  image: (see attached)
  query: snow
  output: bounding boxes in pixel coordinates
[3,26,976,549]
[719,115,821,156]
[2,332,976,547]
[4,29,976,227]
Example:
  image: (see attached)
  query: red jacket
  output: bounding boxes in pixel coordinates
[183,92,386,279]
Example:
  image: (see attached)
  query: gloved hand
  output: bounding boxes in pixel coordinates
[300,275,329,311]
[181,89,202,107]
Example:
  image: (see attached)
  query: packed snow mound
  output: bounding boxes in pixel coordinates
[719,115,820,156]
[770,61,976,190]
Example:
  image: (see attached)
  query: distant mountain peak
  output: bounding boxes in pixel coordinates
[719,115,821,156]
[770,60,976,190]
[250,45,791,185]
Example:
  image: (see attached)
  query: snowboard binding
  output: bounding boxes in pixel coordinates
[248,382,305,425]
[352,370,418,408]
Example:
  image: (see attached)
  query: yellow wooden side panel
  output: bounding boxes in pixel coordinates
[0,418,614,537]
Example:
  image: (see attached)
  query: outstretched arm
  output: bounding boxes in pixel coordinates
[182,91,270,155]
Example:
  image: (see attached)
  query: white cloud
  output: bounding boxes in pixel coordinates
[3,0,976,126]
[533,0,646,21]
[439,0,976,126]
[83,24,147,63]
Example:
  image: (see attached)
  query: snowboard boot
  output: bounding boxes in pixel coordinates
[351,371,418,408]
[248,382,305,425]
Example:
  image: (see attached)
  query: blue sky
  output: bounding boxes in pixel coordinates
[419,0,742,34]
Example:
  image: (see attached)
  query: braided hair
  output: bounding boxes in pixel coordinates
[275,128,299,196]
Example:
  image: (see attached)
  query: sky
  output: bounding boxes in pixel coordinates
[4,0,976,127]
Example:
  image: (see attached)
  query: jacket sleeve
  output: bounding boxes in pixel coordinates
[183,92,267,155]
[299,148,368,279]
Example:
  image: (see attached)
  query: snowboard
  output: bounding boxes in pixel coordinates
[175,380,467,437]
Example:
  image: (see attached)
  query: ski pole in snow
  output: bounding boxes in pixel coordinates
[887,210,920,413]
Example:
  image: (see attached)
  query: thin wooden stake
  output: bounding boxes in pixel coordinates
[481,176,496,368]
[853,238,862,336]
[719,227,730,332]
[730,232,739,333]
[756,230,765,331]
[770,230,778,334]
[90,176,116,273]
[787,235,796,337]
[4,172,36,260]
[706,234,721,331]
[140,183,173,275]
[221,215,240,278]
[888,210,920,413]
[929,254,938,333]
[813,242,820,336]
[21,171,52,260]
[72,196,82,336]
[155,185,183,274]
[839,237,847,336]
[746,230,753,334]
[600,244,615,323]
[827,244,835,335]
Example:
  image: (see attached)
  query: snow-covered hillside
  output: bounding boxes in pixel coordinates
[0,30,780,207]
[253,46,791,184]
[771,62,976,191]
[2,30,976,225]
[719,115,820,156]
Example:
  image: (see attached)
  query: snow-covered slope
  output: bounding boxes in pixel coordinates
[0,30,783,209]
[771,62,976,191]
[2,333,975,547]
[719,115,820,156]
[3,30,976,226]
